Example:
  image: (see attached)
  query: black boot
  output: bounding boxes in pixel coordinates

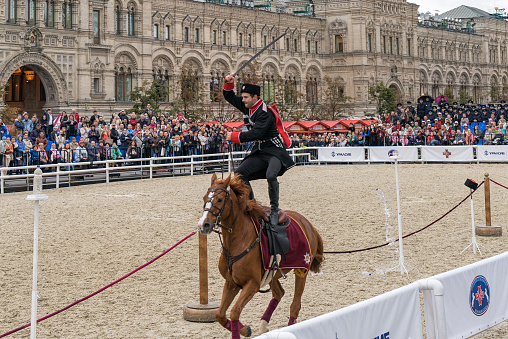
[268,180,279,226]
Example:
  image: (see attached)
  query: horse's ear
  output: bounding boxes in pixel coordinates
[223,173,232,187]
[211,173,217,185]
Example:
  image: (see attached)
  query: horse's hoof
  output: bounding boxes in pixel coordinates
[241,325,252,337]
[259,319,269,333]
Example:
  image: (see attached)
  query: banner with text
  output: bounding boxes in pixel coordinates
[421,146,474,162]
[369,146,419,162]
[424,251,508,339]
[258,282,423,339]
[318,147,366,162]
[477,146,508,161]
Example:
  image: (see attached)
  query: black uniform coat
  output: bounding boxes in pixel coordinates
[223,87,295,177]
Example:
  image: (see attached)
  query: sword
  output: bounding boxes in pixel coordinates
[233,31,287,77]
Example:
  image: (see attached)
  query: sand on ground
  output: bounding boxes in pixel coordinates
[1,164,507,338]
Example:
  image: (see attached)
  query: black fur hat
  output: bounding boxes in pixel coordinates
[240,83,261,96]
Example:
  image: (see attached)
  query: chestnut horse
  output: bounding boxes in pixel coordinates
[198,173,324,339]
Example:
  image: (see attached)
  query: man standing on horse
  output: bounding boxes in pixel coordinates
[223,74,294,229]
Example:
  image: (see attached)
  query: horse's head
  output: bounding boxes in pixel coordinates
[198,173,233,235]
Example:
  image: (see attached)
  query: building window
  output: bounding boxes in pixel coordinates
[44,0,54,27]
[6,0,16,23]
[396,37,399,55]
[92,10,100,44]
[238,32,242,47]
[382,36,386,53]
[184,27,189,42]
[154,24,159,39]
[165,25,170,40]
[116,67,132,101]
[222,31,226,45]
[94,78,100,93]
[389,37,393,54]
[263,35,267,47]
[62,0,72,28]
[26,0,36,25]
[407,38,411,56]
[307,40,310,53]
[114,5,120,35]
[306,78,318,104]
[294,39,297,52]
[286,38,290,51]
[212,30,217,45]
[315,41,318,53]
[367,34,372,52]
[335,35,343,53]
[248,34,252,47]
[195,28,199,43]
[272,36,275,49]
[262,76,275,102]
[127,7,135,36]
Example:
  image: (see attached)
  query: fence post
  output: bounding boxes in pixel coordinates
[56,164,60,189]
[106,161,109,184]
[190,155,194,176]
[149,158,153,179]
[0,167,4,194]
[475,173,502,236]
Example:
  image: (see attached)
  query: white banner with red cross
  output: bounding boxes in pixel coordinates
[257,282,423,339]
[420,146,474,162]
[318,147,366,162]
[423,251,508,339]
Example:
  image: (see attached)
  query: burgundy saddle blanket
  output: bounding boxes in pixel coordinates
[252,216,312,273]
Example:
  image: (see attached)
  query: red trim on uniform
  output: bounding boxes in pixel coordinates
[230,132,241,144]
[223,82,235,91]
[249,99,262,115]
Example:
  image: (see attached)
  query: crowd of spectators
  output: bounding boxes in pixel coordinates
[286,99,508,148]
[0,105,243,174]
[1,99,507,174]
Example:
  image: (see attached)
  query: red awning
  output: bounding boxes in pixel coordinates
[224,121,244,129]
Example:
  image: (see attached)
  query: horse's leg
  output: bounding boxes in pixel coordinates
[216,280,241,332]
[230,281,258,339]
[288,274,307,326]
[259,278,285,333]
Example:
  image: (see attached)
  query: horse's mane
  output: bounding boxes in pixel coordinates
[220,174,266,221]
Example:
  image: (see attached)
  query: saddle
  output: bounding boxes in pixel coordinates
[261,206,290,262]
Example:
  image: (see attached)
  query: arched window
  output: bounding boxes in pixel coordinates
[262,75,275,103]
[114,5,120,35]
[153,24,159,39]
[181,70,199,103]
[44,0,55,27]
[62,0,72,28]
[335,35,343,53]
[116,67,133,101]
[306,77,318,105]
[126,7,135,36]
[26,0,36,25]
[6,0,16,23]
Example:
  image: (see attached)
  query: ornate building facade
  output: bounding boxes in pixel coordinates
[0,0,507,116]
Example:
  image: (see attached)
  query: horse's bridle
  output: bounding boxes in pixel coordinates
[202,186,236,232]
[202,185,261,289]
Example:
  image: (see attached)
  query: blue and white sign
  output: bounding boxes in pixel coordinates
[318,147,366,162]
[477,146,508,161]
[470,275,490,316]
[369,146,418,162]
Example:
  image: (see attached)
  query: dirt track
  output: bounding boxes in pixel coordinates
[1,164,507,338]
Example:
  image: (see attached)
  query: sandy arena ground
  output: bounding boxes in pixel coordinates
[1,164,508,338]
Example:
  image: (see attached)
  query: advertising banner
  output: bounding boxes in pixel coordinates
[260,282,423,339]
[318,147,365,162]
[369,146,419,162]
[424,252,508,339]
[421,146,474,162]
[477,146,508,161]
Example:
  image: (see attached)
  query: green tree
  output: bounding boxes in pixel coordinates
[501,85,508,102]
[443,87,454,103]
[318,76,350,120]
[271,74,303,120]
[368,82,396,117]
[127,79,169,116]
[457,89,472,105]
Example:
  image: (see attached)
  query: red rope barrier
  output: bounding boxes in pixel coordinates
[324,181,484,254]
[490,179,508,191]
[0,231,196,338]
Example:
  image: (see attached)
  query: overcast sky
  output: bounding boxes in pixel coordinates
[411,0,505,15]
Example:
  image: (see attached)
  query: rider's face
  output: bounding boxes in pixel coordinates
[241,93,259,108]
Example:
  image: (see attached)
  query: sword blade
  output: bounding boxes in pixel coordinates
[233,31,287,77]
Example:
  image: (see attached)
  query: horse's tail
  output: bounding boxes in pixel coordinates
[310,230,324,274]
